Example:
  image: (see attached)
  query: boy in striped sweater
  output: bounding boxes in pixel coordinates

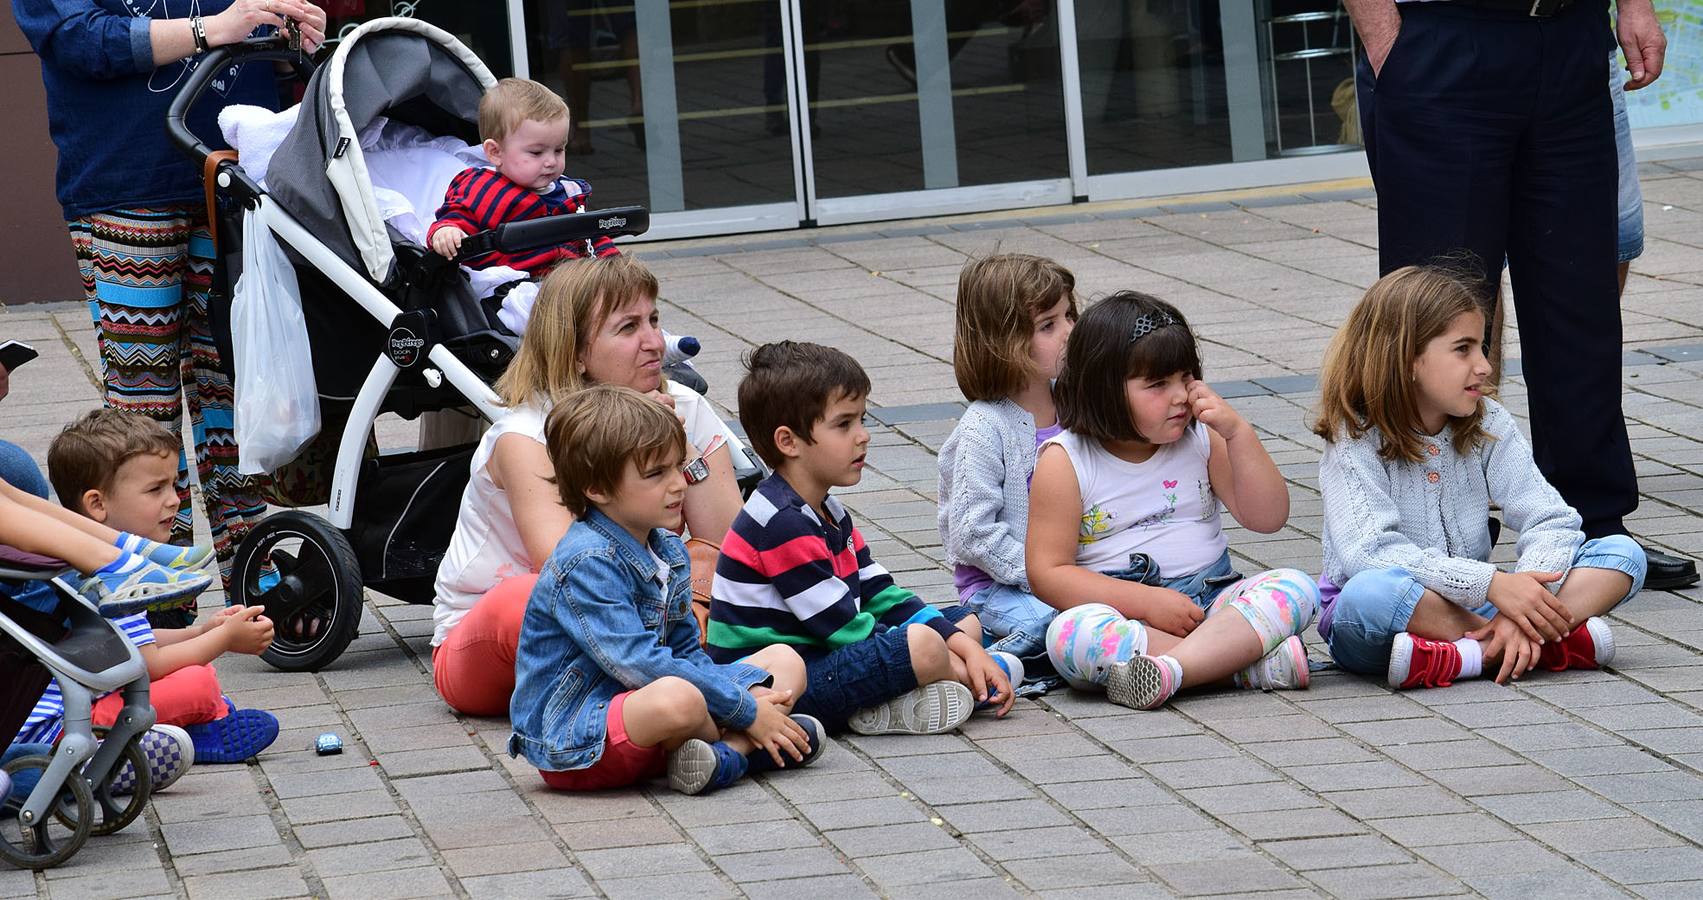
[708,342,1016,735]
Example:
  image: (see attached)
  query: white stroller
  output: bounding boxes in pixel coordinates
[166,18,661,672]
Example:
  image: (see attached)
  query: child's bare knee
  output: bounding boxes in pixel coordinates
[645,676,708,732]
[906,625,951,682]
[757,645,807,695]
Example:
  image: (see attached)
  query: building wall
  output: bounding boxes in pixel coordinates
[1,11,84,304]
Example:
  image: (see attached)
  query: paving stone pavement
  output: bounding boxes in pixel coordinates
[4,154,1703,898]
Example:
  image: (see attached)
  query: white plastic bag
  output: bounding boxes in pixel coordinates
[232,209,320,475]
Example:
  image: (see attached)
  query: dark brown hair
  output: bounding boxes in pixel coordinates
[48,408,180,512]
[544,384,687,517]
[1312,265,1492,462]
[737,341,871,468]
[953,254,1077,401]
[1054,291,1202,443]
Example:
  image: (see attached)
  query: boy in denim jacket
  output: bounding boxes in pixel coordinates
[508,385,824,795]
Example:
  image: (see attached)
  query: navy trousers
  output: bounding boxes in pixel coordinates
[1356,0,1635,537]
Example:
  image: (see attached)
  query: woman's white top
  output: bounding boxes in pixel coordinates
[431,382,739,646]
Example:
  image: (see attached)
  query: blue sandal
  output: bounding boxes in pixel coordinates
[184,700,279,764]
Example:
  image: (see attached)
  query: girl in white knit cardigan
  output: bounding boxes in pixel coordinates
[1314,266,1647,690]
[937,255,1078,682]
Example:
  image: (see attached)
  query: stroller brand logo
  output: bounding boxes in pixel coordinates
[598,216,627,230]
[388,328,427,369]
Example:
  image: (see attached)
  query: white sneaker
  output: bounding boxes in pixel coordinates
[1106,654,1182,710]
[848,681,973,735]
[1235,636,1310,691]
[110,725,194,795]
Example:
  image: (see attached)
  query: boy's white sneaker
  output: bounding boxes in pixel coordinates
[848,681,973,735]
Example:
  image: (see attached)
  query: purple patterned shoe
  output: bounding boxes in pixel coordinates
[111,725,194,794]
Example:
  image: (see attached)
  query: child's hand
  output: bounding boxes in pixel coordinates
[216,605,275,655]
[953,640,1015,716]
[1186,379,1248,441]
[430,225,466,258]
[1466,616,1543,683]
[1487,571,1572,643]
[1133,585,1205,637]
[745,691,810,767]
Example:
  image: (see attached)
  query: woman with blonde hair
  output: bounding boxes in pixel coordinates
[432,256,746,715]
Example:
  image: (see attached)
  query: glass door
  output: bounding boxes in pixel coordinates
[522,0,806,239]
[793,0,1075,225]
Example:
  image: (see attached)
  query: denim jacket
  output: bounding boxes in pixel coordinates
[508,508,769,772]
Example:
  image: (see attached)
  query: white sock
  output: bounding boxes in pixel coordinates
[1453,639,1484,679]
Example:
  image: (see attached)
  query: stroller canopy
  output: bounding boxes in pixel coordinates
[267,17,496,284]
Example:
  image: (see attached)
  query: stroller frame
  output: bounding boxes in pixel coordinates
[0,552,156,869]
[167,21,651,672]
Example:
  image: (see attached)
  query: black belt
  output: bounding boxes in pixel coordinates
[1446,0,1575,16]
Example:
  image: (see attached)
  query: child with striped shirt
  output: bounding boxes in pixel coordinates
[708,341,1015,735]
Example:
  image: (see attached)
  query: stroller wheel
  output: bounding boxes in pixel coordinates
[232,511,364,673]
[0,755,93,870]
[55,729,150,837]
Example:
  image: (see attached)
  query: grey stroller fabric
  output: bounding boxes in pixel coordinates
[267,17,495,284]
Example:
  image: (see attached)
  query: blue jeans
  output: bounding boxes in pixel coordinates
[965,583,1056,659]
[1611,52,1644,264]
[0,441,48,500]
[1325,535,1647,676]
[795,604,973,732]
[1104,549,1243,610]
[1,743,52,809]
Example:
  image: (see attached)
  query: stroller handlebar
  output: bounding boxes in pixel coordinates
[459,206,652,262]
[167,35,315,167]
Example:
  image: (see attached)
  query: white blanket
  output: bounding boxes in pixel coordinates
[217,105,537,318]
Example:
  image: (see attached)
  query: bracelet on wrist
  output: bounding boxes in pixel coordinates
[191,15,212,53]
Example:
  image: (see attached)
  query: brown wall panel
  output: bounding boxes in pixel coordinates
[0,12,82,305]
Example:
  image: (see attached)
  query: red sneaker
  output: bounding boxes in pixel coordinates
[1538,616,1615,672]
[1387,633,1463,689]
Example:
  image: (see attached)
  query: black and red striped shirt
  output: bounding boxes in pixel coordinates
[428,168,621,274]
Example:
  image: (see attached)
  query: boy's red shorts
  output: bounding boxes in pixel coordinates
[538,691,666,791]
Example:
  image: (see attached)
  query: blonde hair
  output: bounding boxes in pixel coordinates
[545,384,687,517]
[478,78,570,143]
[494,256,661,409]
[48,409,179,512]
[953,254,1077,401]
[1313,265,1493,463]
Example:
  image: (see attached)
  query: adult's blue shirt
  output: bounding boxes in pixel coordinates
[12,0,281,219]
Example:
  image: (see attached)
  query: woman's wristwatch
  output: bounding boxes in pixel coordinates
[682,456,710,485]
[190,15,212,53]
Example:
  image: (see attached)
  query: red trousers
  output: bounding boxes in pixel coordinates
[93,663,226,728]
[432,575,536,717]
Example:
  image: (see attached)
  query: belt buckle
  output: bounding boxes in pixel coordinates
[1528,0,1563,16]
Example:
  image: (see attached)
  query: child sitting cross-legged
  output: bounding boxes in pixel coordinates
[1314,266,1647,687]
[18,409,282,765]
[708,341,1015,736]
[508,384,824,795]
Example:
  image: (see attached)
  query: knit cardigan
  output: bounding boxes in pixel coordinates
[1319,398,1584,607]
[936,398,1038,592]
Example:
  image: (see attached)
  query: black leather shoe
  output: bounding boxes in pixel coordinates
[1644,546,1700,592]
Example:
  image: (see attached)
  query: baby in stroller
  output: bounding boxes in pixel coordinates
[427,78,619,271]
